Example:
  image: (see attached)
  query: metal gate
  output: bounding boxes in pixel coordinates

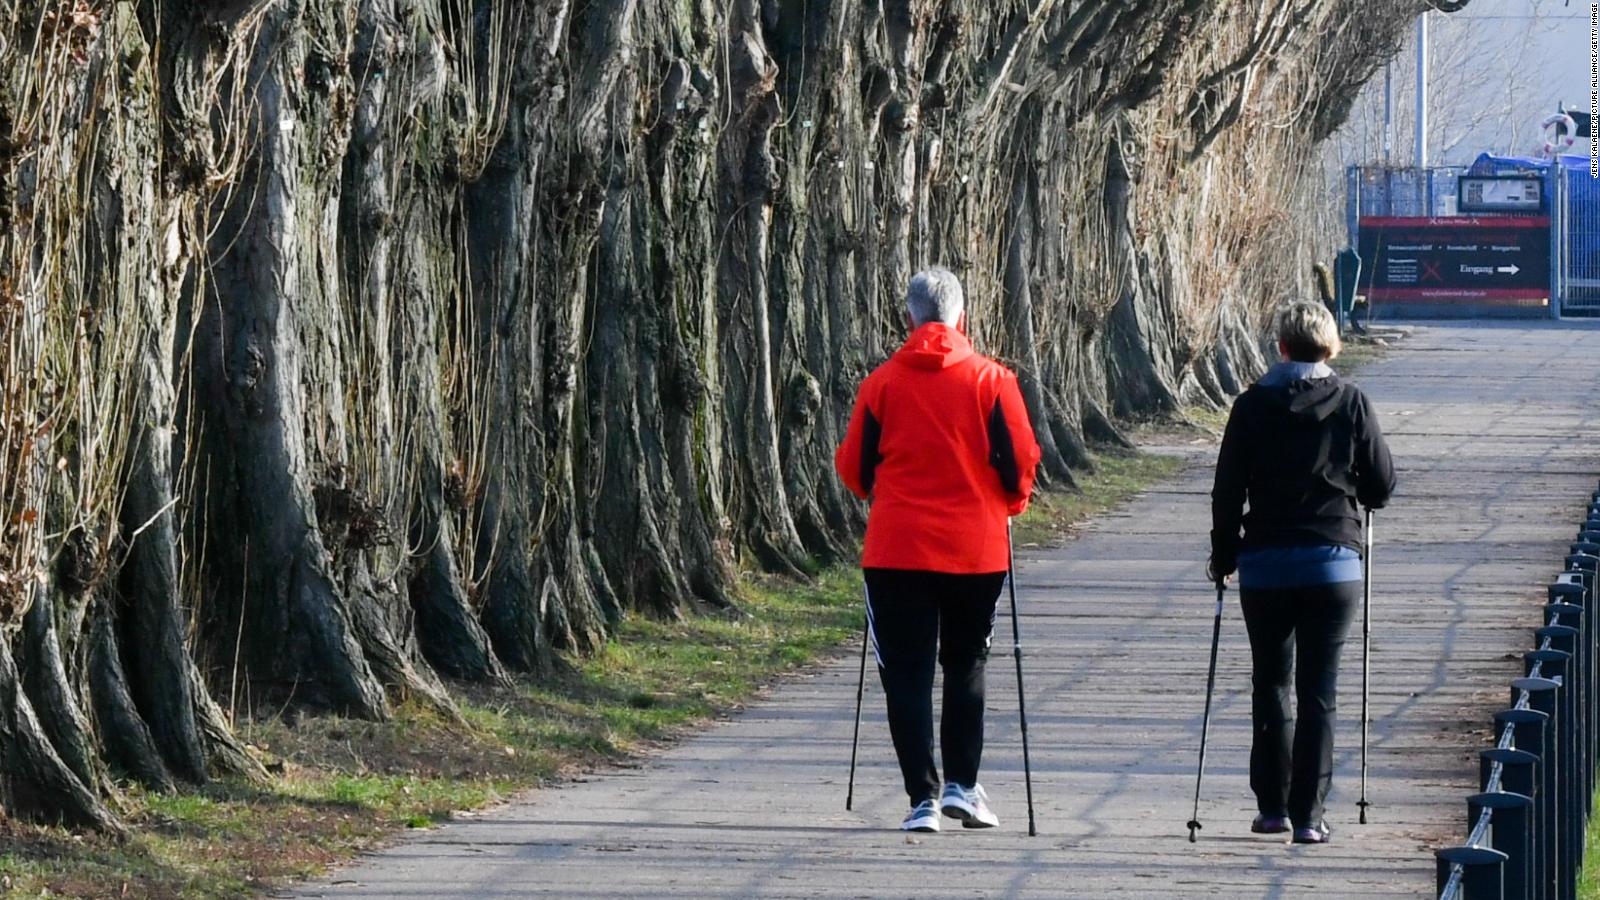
[1553,162,1600,316]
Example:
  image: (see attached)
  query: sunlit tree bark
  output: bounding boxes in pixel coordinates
[0,0,1453,827]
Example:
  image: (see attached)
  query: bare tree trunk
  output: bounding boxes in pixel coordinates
[185,3,390,717]
[18,588,102,797]
[89,602,174,793]
[0,638,121,833]
[1000,133,1077,487]
[714,6,811,579]
[0,0,1451,830]
[1102,119,1184,419]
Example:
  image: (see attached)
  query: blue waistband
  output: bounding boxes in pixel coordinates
[1238,544,1362,589]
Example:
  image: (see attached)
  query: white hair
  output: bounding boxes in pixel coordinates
[906,267,964,327]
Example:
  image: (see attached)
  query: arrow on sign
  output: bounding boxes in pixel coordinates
[1497,264,1520,275]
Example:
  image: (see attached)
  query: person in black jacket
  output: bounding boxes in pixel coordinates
[1209,300,1396,845]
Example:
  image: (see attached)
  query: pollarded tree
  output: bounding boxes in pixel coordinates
[0,0,1459,829]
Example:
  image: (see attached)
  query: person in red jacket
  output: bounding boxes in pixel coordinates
[835,267,1041,833]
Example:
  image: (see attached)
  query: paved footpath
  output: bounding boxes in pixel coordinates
[296,321,1600,899]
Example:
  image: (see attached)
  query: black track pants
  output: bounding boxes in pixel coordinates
[1239,580,1361,827]
[864,568,1006,805]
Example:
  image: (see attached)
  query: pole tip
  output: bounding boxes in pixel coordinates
[1186,820,1201,842]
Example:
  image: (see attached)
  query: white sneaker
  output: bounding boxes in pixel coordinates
[941,782,1000,828]
[900,799,940,832]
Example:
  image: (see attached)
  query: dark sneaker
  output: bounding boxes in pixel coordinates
[940,782,1000,829]
[1251,814,1291,834]
[901,799,940,833]
[1292,821,1332,844]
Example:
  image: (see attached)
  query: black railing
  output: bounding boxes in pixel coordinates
[1434,490,1600,900]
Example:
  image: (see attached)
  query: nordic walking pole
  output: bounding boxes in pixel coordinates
[846,589,869,811]
[1006,520,1038,836]
[1187,578,1226,843]
[1358,507,1374,824]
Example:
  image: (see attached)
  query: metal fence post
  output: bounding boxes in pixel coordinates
[1482,748,1540,798]
[1552,579,1597,820]
[1347,164,1361,246]
[1481,747,1541,900]
[1471,792,1535,900]
[1516,676,1563,900]
[1432,480,1600,900]
[1551,161,1564,318]
[1437,846,1509,899]
[1496,711,1550,898]
[1538,623,1587,809]
[1526,649,1576,900]
[1561,553,1596,603]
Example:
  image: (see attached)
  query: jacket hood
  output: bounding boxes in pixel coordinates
[1256,361,1343,422]
[894,323,975,370]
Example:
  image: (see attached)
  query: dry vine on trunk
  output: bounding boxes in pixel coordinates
[0,0,1451,829]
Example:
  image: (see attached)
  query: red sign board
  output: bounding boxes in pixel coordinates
[1355,216,1550,306]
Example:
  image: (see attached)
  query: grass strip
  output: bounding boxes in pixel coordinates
[1584,796,1600,900]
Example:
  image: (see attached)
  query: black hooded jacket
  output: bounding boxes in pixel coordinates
[1210,370,1396,577]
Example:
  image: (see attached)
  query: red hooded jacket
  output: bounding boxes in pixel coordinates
[835,323,1041,573]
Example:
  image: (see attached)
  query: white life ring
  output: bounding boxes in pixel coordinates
[1542,112,1577,156]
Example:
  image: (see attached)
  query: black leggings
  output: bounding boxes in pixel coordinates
[1239,580,1361,827]
[864,568,1006,805]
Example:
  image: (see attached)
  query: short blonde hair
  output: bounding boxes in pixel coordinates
[1273,301,1341,362]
